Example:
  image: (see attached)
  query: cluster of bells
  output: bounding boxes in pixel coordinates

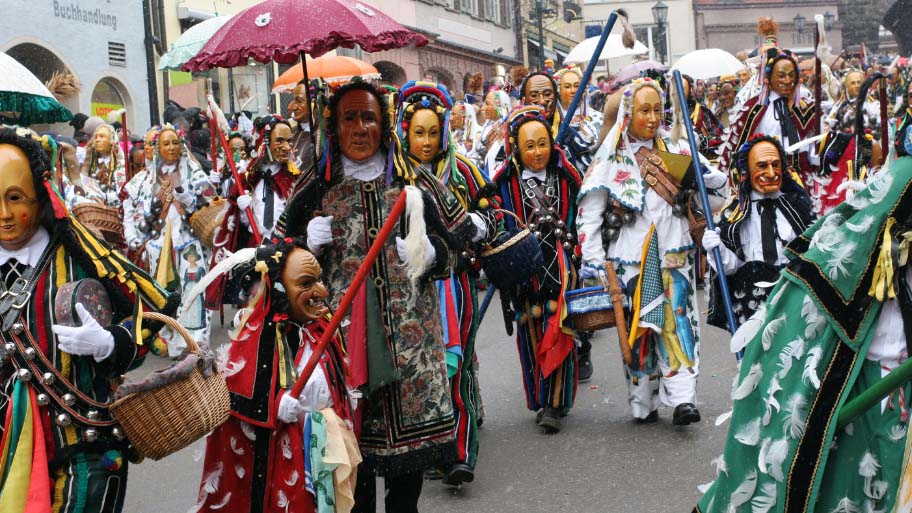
[136,196,168,238]
[604,209,637,240]
[4,336,125,443]
[529,206,577,253]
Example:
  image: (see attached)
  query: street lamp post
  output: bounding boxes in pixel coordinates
[536,0,546,69]
[652,1,669,64]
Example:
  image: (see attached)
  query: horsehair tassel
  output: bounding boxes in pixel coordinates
[291,189,409,397]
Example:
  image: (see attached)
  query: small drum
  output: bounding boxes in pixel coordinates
[55,279,113,327]
[565,286,627,331]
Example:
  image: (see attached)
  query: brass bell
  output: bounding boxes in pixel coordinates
[543,215,554,223]
[553,229,563,237]
[548,206,556,214]
[36,393,50,406]
[62,393,76,406]
[528,223,537,231]
[534,231,542,238]
[607,213,622,228]
[83,428,98,442]
[112,426,126,440]
[563,241,574,250]
[10,323,23,335]
[56,413,72,427]
[86,410,100,421]
[42,372,55,385]
[16,368,31,381]
[556,219,565,228]
[3,342,14,354]
[607,228,620,240]
[622,212,636,225]
[23,347,37,360]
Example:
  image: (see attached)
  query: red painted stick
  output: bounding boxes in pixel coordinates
[121,111,131,181]
[291,189,408,397]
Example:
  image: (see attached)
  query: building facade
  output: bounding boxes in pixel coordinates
[582,0,697,65]
[1,0,152,133]
[694,0,843,57]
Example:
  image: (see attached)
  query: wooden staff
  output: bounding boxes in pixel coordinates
[879,77,889,164]
[604,263,632,366]
[291,189,408,397]
[121,110,131,181]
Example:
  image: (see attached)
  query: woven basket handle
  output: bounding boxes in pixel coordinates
[493,208,528,230]
[141,312,200,355]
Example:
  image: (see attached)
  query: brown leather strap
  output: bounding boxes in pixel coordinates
[634,147,680,206]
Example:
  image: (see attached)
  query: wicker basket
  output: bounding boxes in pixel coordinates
[72,203,124,246]
[480,210,543,290]
[566,286,627,331]
[110,312,230,461]
[190,197,230,249]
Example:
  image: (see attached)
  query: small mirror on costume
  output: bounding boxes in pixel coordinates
[54,279,113,327]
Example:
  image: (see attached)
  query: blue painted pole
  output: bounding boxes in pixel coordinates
[556,12,619,145]
[671,70,740,341]
[477,284,496,325]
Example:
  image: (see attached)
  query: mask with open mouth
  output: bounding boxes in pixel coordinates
[281,247,330,323]
[748,140,783,194]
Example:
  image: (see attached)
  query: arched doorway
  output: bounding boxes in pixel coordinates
[422,67,455,93]
[373,61,407,88]
[90,77,133,123]
[5,42,79,116]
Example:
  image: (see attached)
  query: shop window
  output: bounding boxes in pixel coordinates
[91,78,126,120]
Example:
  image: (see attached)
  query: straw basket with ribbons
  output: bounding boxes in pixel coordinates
[110,312,230,460]
[72,203,125,246]
[189,196,231,249]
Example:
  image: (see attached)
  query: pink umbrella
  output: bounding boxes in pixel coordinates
[614,59,667,85]
[183,0,429,70]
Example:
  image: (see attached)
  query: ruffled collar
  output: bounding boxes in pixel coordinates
[342,152,386,181]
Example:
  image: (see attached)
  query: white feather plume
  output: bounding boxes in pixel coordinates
[285,470,299,486]
[766,438,789,482]
[782,394,807,439]
[207,94,232,137]
[711,454,729,477]
[107,108,126,123]
[845,422,855,436]
[758,437,771,473]
[763,315,786,351]
[235,465,246,479]
[222,359,246,378]
[732,305,767,353]
[230,436,245,455]
[276,490,289,508]
[733,363,763,400]
[281,432,293,460]
[762,392,781,427]
[716,410,734,426]
[830,497,860,513]
[209,492,232,510]
[867,172,893,205]
[730,470,758,510]
[889,424,907,441]
[240,421,257,441]
[181,247,258,323]
[845,215,875,233]
[866,480,887,501]
[697,481,715,494]
[859,452,881,478]
[735,417,762,446]
[402,185,430,292]
[769,283,788,307]
[803,346,823,389]
[751,482,778,513]
[778,337,805,379]
[202,461,223,494]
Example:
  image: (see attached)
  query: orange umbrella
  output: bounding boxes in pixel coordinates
[272,55,380,92]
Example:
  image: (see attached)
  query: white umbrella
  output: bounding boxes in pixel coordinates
[159,16,233,71]
[672,48,744,80]
[0,52,72,125]
[564,35,649,66]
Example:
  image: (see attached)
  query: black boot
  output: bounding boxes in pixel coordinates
[539,407,562,434]
[577,333,593,382]
[672,403,701,426]
[442,463,475,486]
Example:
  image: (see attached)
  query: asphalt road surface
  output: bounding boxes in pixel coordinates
[124,290,737,513]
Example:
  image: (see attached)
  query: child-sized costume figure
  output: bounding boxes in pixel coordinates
[194,240,357,513]
[695,150,912,513]
[0,126,177,513]
[703,135,815,331]
[493,106,583,434]
[577,78,728,425]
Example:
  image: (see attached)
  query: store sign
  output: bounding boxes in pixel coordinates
[91,102,123,119]
[52,1,118,31]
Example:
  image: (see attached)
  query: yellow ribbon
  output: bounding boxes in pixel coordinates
[870,217,897,301]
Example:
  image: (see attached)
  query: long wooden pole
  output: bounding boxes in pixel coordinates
[604,264,632,366]
[291,189,408,397]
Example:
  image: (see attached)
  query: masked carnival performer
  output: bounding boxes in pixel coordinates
[0,126,176,513]
[287,80,319,169]
[231,115,302,240]
[65,123,126,210]
[492,106,583,433]
[577,78,728,425]
[193,239,358,513]
[122,124,216,356]
[694,145,912,513]
[816,73,885,214]
[393,80,498,485]
[702,135,815,331]
[714,78,739,129]
[720,47,817,190]
[679,75,725,160]
[475,88,513,175]
[277,81,481,513]
[555,66,602,148]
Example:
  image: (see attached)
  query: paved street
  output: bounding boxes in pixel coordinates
[125,290,737,513]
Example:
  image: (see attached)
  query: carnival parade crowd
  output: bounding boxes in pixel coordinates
[4,9,912,513]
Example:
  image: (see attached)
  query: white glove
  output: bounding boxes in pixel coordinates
[277,392,304,423]
[396,235,436,267]
[51,304,115,362]
[702,228,722,252]
[236,193,253,211]
[173,187,194,207]
[702,168,729,189]
[129,238,143,251]
[209,170,222,184]
[469,212,488,242]
[307,215,334,253]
